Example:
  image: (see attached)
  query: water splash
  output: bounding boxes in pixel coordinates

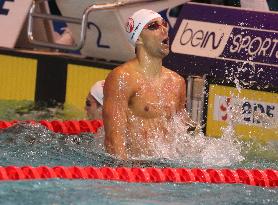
[126,109,245,167]
[0,113,276,169]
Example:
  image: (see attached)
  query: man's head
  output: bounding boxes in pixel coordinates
[126,9,169,57]
[85,80,105,120]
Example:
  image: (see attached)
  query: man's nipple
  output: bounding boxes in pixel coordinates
[144,106,149,112]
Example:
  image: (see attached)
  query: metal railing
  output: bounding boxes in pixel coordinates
[27,0,164,51]
[186,75,206,124]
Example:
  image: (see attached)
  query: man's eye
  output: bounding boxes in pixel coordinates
[147,22,160,30]
[86,100,91,107]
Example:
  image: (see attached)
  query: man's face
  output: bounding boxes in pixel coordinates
[85,94,102,120]
[139,17,169,58]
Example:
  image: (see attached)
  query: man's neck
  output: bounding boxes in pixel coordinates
[137,51,163,78]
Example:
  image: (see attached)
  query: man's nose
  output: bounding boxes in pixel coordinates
[84,105,89,111]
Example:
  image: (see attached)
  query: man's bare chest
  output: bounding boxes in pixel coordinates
[128,83,179,118]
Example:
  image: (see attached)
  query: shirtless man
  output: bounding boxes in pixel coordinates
[103,9,189,160]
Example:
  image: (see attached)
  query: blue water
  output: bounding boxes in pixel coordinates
[0,123,277,204]
[0,180,277,205]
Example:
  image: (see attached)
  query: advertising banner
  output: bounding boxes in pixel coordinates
[0,0,32,48]
[204,81,278,141]
[164,2,278,88]
[164,3,278,140]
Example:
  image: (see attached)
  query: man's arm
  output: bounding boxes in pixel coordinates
[178,76,186,111]
[103,68,131,160]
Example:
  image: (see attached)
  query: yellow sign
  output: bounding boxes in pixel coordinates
[0,54,37,100]
[206,84,278,141]
[66,64,111,112]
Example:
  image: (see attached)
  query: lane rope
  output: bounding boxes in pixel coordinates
[0,120,103,134]
[0,166,277,187]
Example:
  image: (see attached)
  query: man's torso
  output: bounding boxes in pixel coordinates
[123,64,184,158]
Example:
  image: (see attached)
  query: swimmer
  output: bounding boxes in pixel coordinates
[103,9,193,160]
[85,80,104,120]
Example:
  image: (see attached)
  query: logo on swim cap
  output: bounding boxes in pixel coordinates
[126,17,134,33]
[125,9,162,46]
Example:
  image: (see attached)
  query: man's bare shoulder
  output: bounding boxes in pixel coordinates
[162,67,185,83]
[108,62,129,77]
[107,59,137,81]
[106,62,131,84]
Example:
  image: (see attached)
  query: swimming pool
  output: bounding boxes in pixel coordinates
[0,122,277,204]
[0,179,277,205]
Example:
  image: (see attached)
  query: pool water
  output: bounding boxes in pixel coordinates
[0,179,277,205]
[0,99,277,204]
[0,100,85,121]
[0,122,277,205]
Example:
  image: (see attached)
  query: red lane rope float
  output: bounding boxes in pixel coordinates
[0,166,277,187]
[0,120,103,134]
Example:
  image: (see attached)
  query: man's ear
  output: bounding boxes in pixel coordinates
[136,36,143,45]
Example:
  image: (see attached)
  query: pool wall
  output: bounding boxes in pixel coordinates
[0,48,115,111]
